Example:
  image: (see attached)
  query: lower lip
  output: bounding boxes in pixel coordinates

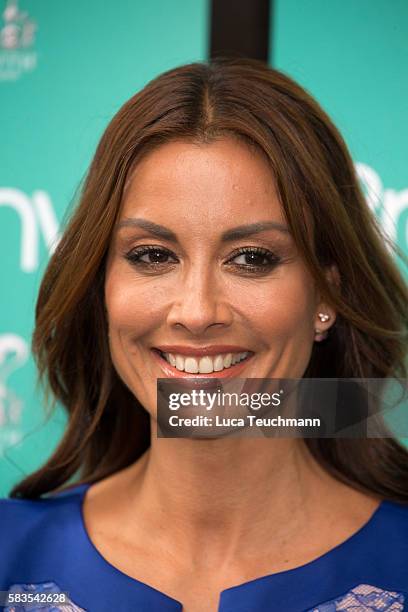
[151,349,254,380]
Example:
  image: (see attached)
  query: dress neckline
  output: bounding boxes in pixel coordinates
[71,481,388,607]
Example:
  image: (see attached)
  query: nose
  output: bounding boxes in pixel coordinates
[166,264,233,336]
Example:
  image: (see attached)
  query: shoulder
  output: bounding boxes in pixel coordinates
[379,498,408,536]
[368,498,408,576]
[380,498,408,525]
[0,484,88,553]
[362,497,408,546]
[0,484,92,607]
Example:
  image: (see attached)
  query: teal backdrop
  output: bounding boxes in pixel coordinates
[272,0,408,264]
[0,0,407,496]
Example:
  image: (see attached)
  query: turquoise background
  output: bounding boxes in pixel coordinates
[272,0,408,261]
[0,0,407,496]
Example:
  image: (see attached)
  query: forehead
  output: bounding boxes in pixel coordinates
[119,138,285,229]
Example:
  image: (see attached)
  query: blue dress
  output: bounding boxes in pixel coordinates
[0,482,407,611]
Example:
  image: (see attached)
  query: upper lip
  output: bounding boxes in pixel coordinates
[153,345,253,356]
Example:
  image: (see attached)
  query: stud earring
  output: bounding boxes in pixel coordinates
[315,313,331,341]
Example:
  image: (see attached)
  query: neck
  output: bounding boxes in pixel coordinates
[123,436,343,564]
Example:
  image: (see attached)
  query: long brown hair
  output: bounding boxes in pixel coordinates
[10,57,408,501]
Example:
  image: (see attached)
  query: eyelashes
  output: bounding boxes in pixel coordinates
[124,245,283,275]
[125,246,176,266]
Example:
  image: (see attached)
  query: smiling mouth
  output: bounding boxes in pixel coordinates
[151,348,254,376]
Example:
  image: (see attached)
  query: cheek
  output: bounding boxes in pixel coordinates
[104,266,168,339]
[232,268,317,338]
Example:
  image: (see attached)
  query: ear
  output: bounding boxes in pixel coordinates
[314,264,340,342]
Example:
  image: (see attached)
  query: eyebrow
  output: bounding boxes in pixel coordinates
[116,218,290,242]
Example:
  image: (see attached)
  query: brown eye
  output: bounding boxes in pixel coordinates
[125,246,178,266]
[233,252,269,266]
[227,247,281,271]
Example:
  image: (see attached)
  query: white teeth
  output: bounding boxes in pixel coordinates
[198,356,214,374]
[175,355,184,371]
[223,353,232,368]
[161,351,249,373]
[213,355,224,371]
[184,357,199,373]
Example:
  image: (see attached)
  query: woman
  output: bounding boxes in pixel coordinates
[1,58,408,612]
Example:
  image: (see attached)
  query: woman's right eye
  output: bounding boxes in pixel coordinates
[125,246,178,267]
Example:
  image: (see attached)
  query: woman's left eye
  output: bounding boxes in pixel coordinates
[227,247,281,269]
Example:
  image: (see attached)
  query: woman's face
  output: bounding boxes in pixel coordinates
[104,137,336,416]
